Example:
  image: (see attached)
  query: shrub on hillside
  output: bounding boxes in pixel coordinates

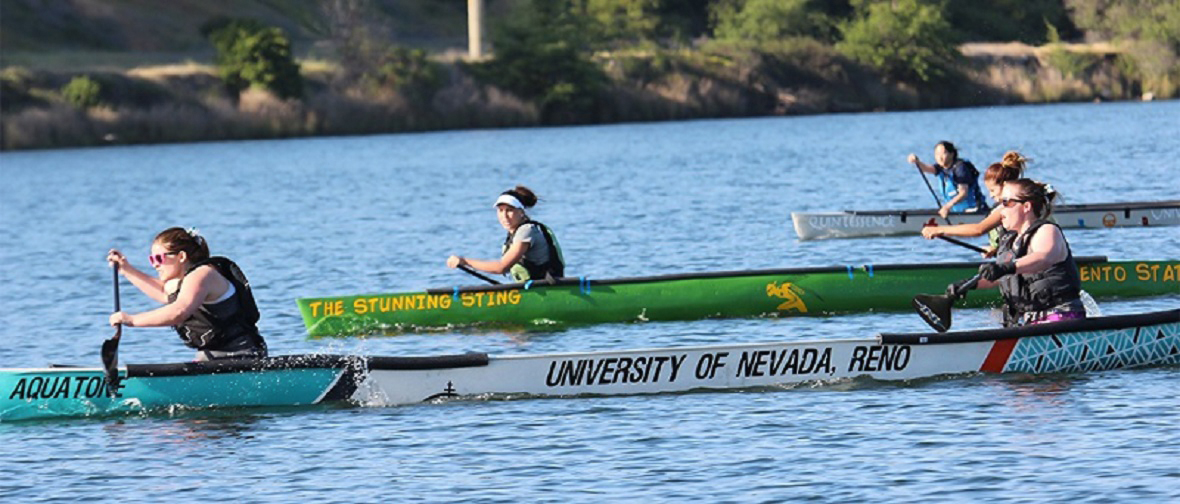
[1,67,49,113]
[61,76,103,109]
[371,47,444,103]
[1043,24,1101,79]
[203,18,303,100]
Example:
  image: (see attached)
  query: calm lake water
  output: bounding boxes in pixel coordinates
[1,100,1178,502]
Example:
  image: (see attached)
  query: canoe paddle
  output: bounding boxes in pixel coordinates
[101,263,121,397]
[914,160,988,254]
[912,273,982,332]
[937,235,988,254]
[914,159,952,225]
[459,264,500,285]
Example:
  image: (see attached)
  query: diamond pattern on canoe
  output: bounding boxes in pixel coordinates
[1004,325,1180,373]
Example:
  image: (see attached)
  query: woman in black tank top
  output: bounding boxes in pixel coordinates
[107,227,266,360]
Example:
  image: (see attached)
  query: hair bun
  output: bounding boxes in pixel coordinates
[1001,151,1030,170]
[186,227,205,245]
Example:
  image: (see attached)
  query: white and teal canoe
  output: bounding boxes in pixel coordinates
[4,309,1177,422]
[791,200,1180,240]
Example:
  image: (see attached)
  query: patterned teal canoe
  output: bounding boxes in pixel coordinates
[296,256,1180,337]
[4,309,1177,422]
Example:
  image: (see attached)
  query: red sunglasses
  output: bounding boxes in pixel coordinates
[148,251,179,267]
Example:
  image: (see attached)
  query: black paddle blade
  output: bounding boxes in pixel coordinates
[101,332,120,397]
[104,262,122,397]
[912,294,954,333]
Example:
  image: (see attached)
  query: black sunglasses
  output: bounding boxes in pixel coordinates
[1000,198,1027,208]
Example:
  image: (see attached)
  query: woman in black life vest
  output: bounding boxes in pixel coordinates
[447,186,565,283]
[966,179,1086,326]
[107,227,267,361]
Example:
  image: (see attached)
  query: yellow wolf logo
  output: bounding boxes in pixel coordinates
[766,282,808,313]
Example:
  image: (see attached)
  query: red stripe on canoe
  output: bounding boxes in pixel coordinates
[980,338,1019,373]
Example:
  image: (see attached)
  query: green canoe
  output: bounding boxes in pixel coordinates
[297,257,1179,337]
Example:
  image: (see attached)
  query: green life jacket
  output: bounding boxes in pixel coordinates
[502,219,565,282]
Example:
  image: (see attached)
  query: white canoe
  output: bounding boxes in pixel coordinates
[4,309,1177,422]
[791,200,1180,240]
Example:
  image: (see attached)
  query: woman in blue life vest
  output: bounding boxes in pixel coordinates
[921,151,1030,256]
[107,227,267,361]
[908,140,988,218]
[963,179,1086,327]
[447,185,565,283]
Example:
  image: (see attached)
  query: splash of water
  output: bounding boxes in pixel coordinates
[1080,290,1102,317]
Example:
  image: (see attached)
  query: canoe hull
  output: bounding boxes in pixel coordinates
[0,355,360,422]
[297,258,1180,336]
[792,200,1180,240]
[5,310,1177,422]
[4,311,1175,422]
[365,309,1180,404]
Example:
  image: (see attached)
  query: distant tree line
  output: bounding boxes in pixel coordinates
[459,0,1176,122]
[184,1,1176,117]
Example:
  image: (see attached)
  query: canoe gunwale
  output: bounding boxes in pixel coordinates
[417,256,1109,295]
[824,200,1180,217]
[127,354,360,377]
[367,353,489,370]
[125,353,493,378]
[881,309,1180,345]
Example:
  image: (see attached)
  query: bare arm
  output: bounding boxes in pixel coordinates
[448,241,530,275]
[108,249,167,303]
[1014,224,1068,274]
[922,207,1002,239]
[907,154,938,174]
[112,266,225,327]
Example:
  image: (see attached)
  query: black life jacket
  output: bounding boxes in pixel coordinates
[167,257,266,352]
[995,219,1083,327]
[502,219,565,282]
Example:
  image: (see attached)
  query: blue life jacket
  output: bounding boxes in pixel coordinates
[936,159,988,213]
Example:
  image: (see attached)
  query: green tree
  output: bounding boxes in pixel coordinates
[586,0,662,43]
[654,0,714,41]
[61,76,103,108]
[1066,0,1180,47]
[711,0,839,43]
[1066,0,1180,93]
[836,0,960,83]
[470,0,607,123]
[204,18,304,100]
[578,0,715,45]
[943,0,1078,44]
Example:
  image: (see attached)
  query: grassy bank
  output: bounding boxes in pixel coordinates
[0,41,1168,151]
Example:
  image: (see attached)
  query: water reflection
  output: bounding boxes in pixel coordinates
[101,410,270,448]
[990,374,1081,414]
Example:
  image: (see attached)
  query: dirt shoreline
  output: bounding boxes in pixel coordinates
[0,43,1164,151]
